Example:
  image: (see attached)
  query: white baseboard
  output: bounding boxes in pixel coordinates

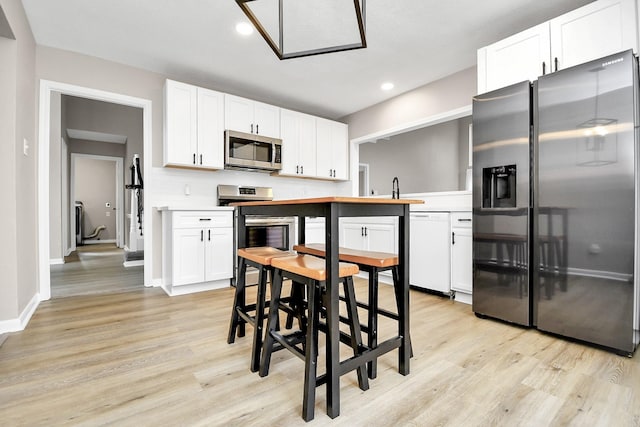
[0,293,40,334]
[65,247,73,256]
[149,278,162,288]
[123,260,144,268]
[454,291,472,305]
[162,279,231,296]
[83,239,116,245]
[49,258,65,265]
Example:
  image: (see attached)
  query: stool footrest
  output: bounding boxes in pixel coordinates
[269,330,307,361]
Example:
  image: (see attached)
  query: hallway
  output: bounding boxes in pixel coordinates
[50,243,143,298]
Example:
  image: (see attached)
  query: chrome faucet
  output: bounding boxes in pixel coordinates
[392,177,400,199]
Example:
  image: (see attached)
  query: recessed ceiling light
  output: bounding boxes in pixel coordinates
[381,82,394,91]
[236,22,254,36]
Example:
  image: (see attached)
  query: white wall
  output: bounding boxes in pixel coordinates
[342,67,477,140]
[0,0,37,326]
[359,120,461,194]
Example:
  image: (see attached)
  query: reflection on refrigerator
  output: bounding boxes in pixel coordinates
[472,50,640,356]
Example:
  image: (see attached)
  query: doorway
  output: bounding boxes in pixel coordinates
[70,154,124,249]
[38,81,152,301]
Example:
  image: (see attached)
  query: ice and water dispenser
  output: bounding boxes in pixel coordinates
[482,164,517,209]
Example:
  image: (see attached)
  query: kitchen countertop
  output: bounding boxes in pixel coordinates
[155,206,234,212]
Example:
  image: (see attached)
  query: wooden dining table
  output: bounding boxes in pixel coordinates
[233,196,424,419]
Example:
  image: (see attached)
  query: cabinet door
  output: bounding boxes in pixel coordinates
[173,228,205,286]
[224,94,254,134]
[316,118,334,179]
[164,80,198,167]
[279,109,301,175]
[279,109,316,177]
[331,121,349,180]
[366,223,397,253]
[197,87,224,169]
[451,227,472,293]
[305,221,326,244]
[550,0,637,71]
[409,213,450,293]
[297,113,317,177]
[316,119,349,180]
[341,223,367,251]
[205,227,234,281]
[481,23,551,93]
[254,101,280,138]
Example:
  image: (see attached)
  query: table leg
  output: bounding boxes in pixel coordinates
[325,203,340,418]
[399,205,410,375]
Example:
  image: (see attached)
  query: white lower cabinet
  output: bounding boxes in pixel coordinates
[410,212,451,295]
[450,212,473,294]
[161,209,233,295]
[340,217,397,254]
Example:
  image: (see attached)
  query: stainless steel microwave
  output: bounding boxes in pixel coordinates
[224,130,282,171]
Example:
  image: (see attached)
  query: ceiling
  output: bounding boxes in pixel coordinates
[21,0,594,120]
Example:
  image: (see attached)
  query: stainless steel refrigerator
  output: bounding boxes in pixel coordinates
[472,50,640,355]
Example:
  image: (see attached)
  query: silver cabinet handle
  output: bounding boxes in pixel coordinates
[256,124,259,134]
[452,231,455,245]
[199,154,203,165]
[251,123,254,133]
[199,218,212,221]
[193,153,196,164]
[208,229,211,241]
[458,218,472,222]
[201,230,204,241]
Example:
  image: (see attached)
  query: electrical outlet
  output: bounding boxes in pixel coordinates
[184,184,191,195]
[106,211,111,217]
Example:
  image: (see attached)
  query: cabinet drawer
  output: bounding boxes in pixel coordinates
[450,212,472,228]
[173,211,233,228]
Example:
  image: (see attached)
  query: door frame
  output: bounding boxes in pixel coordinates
[70,153,124,250]
[37,80,152,301]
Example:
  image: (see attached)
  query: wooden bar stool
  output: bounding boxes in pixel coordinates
[227,246,294,373]
[259,254,368,422]
[293,243,411,379]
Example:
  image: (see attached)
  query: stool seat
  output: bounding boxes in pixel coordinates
[293,243,398,268]
[271,254,359,282]
[237,246,295,265]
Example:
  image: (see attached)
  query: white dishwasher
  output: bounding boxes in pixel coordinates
[410,212,451,295]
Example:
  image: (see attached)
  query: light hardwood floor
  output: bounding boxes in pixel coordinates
[1,280,639,426]
[50,244,144,298]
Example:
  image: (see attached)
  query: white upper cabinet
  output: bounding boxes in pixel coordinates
[164,80,224,169]
[197,87,225,169]
[477,0,638,94]
[224,94,280,138]
[549,0,637,71]
[279,108,317,177]
[316,118,349,181]
[478,23,551,94]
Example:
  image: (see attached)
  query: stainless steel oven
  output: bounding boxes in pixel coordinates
[218,185,295,285]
